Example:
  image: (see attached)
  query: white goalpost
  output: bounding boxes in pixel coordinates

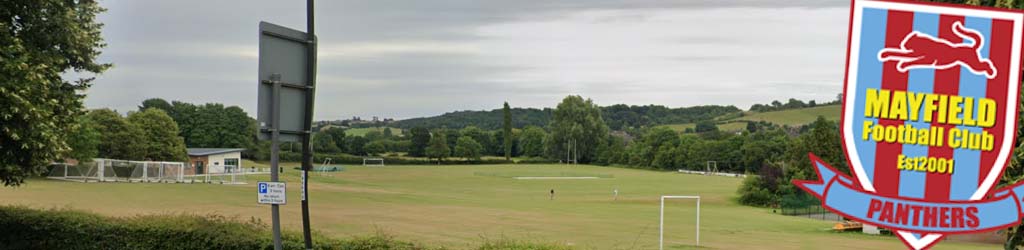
[362,157,384,166]
[705,161,718,175]
[660,195,700,250]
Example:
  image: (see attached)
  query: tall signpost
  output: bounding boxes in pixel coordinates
[300,1,317,249]
[257,1,317,249]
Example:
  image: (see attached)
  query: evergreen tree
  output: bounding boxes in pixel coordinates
[503,102,512,160]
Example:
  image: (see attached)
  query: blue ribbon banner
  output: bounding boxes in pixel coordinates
[794,154,1024,234]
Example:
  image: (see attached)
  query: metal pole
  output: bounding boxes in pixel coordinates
[271,76,283,250]
[300,0,317,249]
[696,197,700,247]
[659,196,664,250]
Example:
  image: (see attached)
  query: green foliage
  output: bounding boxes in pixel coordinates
[426,132,450,162]
[86,109,146,160]
[0,0,109,186]
[139,98,172,112]
[602,104,741,130]
[546,95,609,163]
[364,140,388,156]
[409,127,431,157]
[127,108,188,162]
[343,136,369,156]
[391,108,552,130]
[694,120,717,133]
[518,126,547,157]
[68,115,101,162]
[737,175,776,207]
[503,102,513,160]
[0,205,438,250]
[312,132,341,154]
[454,136,483,161]
[322,127,346,152]
[391,103,740,131]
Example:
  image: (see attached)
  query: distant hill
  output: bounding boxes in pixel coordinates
[657,104,841,133]
[389,108,552,130]
[388,104,741,130]
[729,104,840,126]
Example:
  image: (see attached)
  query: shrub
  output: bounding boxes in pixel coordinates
[0,205,433,250]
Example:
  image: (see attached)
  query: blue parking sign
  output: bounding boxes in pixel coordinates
[259,183,268,194]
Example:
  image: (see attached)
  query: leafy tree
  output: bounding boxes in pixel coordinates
[312,132,341,153]
[127,108,188,162]
[67,115,101,162]
[518,126,546,157]
[409,127,430,157]
[454,136,483,161]
[426,132,450,162]
[139,98,172,112]
[0,0,109,186]
[460,126,493,155]
[503,102,512,160]
[86,109,145,160]
[364,140,388,156]
[322,127,346,151]
[545,95,610,163]
[443,129,461,155]
[187,104,254,149]
[364,131,384,141]
[382,127,393,137]
[694,121,717,133]
[343,136,368,156]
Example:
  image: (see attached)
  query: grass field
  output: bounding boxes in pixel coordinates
[729,105,841,126]
[0,163,996,249]
[345,127,403,137]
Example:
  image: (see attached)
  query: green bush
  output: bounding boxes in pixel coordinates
[0,206,575,250]
[0,205,433,250]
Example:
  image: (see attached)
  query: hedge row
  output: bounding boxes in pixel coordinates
[0,206,574,250]
[0,206,430,250]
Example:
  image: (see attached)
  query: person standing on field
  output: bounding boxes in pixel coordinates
[550,189,555,200]
[614,188,618,201]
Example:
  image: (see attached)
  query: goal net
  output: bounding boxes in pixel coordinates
[660,195,700,250]
[362,157,384,166]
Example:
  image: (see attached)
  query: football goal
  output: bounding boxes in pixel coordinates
[660,195,700,250]
[362,157,384,166]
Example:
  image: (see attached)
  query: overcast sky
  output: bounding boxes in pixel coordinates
[83,0,850,120]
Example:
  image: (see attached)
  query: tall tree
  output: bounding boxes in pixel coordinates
[503,102,512,160]
[0,0,109,186]
[409,127,430,157]
[546,95,610,163]
[127,108,188,162]
[86,109,146,160]
[426,132,450,163]
[67,115,101,162]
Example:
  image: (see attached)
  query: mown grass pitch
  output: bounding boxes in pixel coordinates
[0,163,998,249]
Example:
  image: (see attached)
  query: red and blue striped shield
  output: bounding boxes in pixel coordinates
[794,1,1024,249]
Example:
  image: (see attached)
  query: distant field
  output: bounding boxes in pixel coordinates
[656,121,748,133]
[730,105,840,126]
[345,127,403,136]
[0,163,995,249]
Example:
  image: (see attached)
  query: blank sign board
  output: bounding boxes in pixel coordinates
[257,21,315,142]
